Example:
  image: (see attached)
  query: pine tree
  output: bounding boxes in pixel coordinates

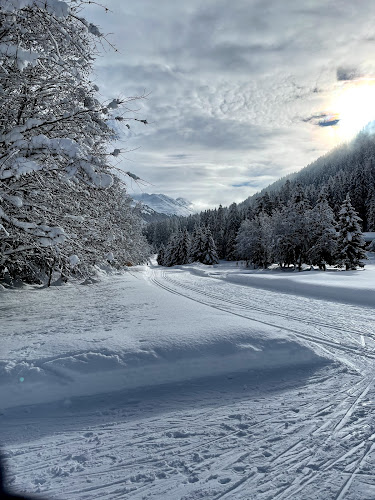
[200,227,219,265]
[224,203,241,260]
[156,244,166,266]
[366,188,375,231]
[176,229,191,265]
[190,226,206,263]
[214,205,226,259]
[287,185,312,270]
[254,192,273,216]
[336,194,366,270]
[270,208,295,267]
[163,230,190,266]
[236,214,271,268]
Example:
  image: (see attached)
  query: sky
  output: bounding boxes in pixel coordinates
[87,0,375,210]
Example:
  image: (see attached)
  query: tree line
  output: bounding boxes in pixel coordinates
[157,226,219,266]
[147,184,367,271]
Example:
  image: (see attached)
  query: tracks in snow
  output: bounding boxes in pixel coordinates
[145,267,375,499]
[148,268,375,367]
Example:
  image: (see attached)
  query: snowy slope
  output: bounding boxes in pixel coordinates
[1,263,375,499]
[0,270,324,411]
[132,192,196,216]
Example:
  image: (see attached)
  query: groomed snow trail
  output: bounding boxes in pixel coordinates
[2,264,375,500]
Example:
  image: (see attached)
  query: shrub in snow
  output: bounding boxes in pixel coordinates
[0,0,149,283]
[336,194,366,270]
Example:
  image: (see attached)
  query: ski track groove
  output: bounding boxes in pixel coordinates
[160,270,375,342]
[335,441,375,500]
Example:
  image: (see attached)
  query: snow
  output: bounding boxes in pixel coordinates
[2,0,69,17]
[0,269,325,412]
[0,42,39,70]
[132,192,196,216]
[1,260,375,499]
[183,256,375,308]
[0,157,43,180]
[364,231,375,242]
[69,255,80,268]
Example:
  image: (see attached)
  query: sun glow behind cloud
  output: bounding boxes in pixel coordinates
[330,79,375,141]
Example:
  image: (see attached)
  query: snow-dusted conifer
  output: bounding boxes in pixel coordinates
[189,225,205,263]
[163,234,178,267]
[176,229,191,265]
[164,230,190,266]
[157,244,166,266]
[336,194,366,270]
[200,227,219,265]
[224,203,241,260]
[366,188,375,231]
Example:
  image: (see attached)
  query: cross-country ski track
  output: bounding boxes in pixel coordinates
[1,263,375,500]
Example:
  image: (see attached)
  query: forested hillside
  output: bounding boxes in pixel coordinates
[241,130,375,230]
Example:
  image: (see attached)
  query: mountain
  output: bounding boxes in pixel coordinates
[132,193,196,217]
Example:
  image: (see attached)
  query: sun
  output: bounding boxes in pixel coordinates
[331,79,375,140]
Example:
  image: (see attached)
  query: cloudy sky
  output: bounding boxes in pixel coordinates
[87,0,375,210]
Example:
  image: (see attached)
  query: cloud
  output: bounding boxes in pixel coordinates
[85,0,375,207]
[336,66,361,81]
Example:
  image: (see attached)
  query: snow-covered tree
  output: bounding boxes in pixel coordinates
[164,230,191,266]
[0,0,148,283]
[336,194,366,270]
[307,191,338,270]
[269,186,312,270]
[236,218,262,266]
[200,227,219,265]
[366,188,375,231]
[236,214,271,268]
[176,229,191,265]
[189,225,205,263]
[224,203,241,260]
[156,243,166,266]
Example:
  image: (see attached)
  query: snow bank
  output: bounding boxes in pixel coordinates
[185,256,375,308]
[0,333,326,411]
[0,267,332,411]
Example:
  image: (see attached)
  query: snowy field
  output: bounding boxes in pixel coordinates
[1,258,375,499]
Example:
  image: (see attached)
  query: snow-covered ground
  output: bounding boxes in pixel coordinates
[1,258,375,499]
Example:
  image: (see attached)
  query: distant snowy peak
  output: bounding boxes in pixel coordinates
[132,193,196,217]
